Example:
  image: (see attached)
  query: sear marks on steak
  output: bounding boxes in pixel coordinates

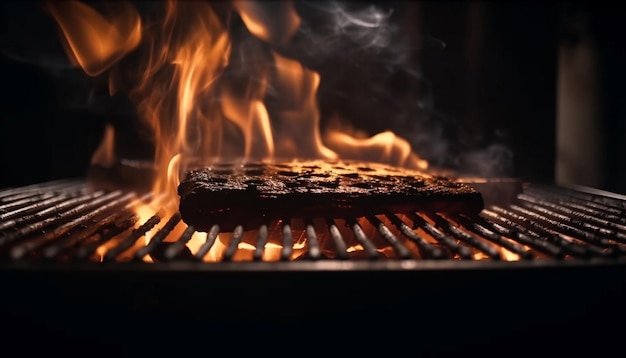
[178,159,484,232]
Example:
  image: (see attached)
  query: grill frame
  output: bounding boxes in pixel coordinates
[2,256,626,271]
[2,254,626,356]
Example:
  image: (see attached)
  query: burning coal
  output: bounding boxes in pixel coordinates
[45,0,429,208]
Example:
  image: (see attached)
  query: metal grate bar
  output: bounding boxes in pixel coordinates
[42,194,150,259]
[0,190,105,239]
[74,213,140,260]
[518,193,626,242]
[507,204,616,258]
[526,187,626,217]
[428,213,502,260]
[489,205,594,258]
[0,180,84,201]
[0,192,57,214]
[304,219,321,260]
[134,213,182,261]
[253,224,269,261]
[10,191,134,259]
[0,193,81,229]
[479,210,564,258]
[280,221,293,261]
[194,224,220,261]
[103,214,161,261]
[0,191,113,248]
[223,226,244,262]
[347,218,380,259]
[409,213,472,259]
[367,216,412,259]
[327,218,349,260]
[453,214,534,260]
[163,225,195,260]
[386,214,446,259]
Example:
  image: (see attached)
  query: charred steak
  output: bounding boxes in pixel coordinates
[178,159,484,232]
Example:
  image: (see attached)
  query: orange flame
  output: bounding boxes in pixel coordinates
[46,1,141,76]
[48,1,430,243]
[232,0,301,46]
[325,130,428,170]
[90,123,116,167]
[269,52,338,160]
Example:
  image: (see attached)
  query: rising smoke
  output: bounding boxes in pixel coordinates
[280,0,514,177]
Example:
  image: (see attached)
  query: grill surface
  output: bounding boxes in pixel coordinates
[1,179,625,267]
[1,179,626,355]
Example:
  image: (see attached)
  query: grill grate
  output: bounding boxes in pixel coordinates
[0,180,625,263]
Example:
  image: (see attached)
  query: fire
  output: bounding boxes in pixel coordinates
[232,0,301,46]
[47,0,430,259]
[91,123,116,167]
[325,130,428,170]
[46,1,141,76]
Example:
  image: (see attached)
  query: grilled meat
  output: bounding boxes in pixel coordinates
[178,159,484,231]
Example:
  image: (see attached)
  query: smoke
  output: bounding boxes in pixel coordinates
[305,2,396,55]
[280,1,514,177]
[457,144,514,177]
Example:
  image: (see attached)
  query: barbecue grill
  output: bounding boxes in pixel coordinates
[1,178,626,355]
[2,179,626,263]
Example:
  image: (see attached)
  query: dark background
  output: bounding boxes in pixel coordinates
[0,1,624,193]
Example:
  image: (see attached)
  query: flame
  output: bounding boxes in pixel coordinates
[46,1,141,76]
[49,1,431,258]
[232,0,301,46]
[325,130,428,170]
[91,123,116,167]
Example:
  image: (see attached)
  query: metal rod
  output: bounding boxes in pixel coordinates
[346,218,380,259]
[223,226,244,262]
[304,219,321,260]
[194,224,220,261]
[507,204,615,258]
[386,214,447,259]
[0,188,76,204]
[517,196,626,245]
[409,213,472,259]
[428,213,502,260]
[326,218,349,260]
[527,187,626,216]
[367,216,412,259]
[519,193,626,233]
[0,194,74,226]
[0,191,107,244]
[9,192,134,260]
[253,224,269,261]
[489,206,592,258]
[0,192,56,213]
[103,214,162,261]
[134,213,182,261]
[479,210,564,258]
[43,193,153,259]
[164,225,195,260]
[0,180,84,201]
[281,220,293,261]
[454,215,534,260]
